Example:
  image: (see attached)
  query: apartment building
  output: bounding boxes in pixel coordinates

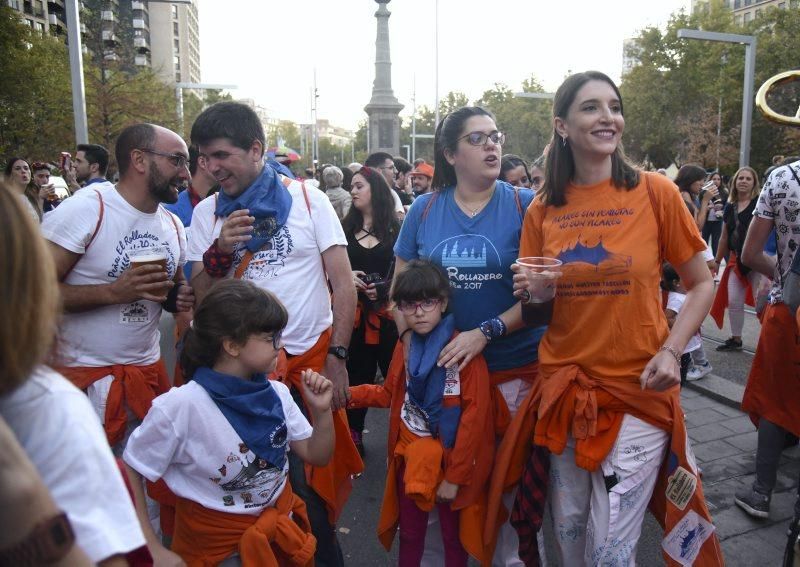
[691,0,797,24]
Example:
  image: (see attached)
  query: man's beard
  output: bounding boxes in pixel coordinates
[148,161,180,204]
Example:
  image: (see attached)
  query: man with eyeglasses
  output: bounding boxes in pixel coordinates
[365,151,406,220]
[41,123,193,459]
[186,101,361,567]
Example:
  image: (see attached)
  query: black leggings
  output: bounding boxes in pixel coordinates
[346,315,397,432]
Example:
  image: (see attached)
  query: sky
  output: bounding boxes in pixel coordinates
[197,0,692,131]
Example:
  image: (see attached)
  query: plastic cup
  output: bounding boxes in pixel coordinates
[515,256,563,303]
[129,245,168,274]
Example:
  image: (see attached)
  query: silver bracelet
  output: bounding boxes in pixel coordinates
[659,345,682,364]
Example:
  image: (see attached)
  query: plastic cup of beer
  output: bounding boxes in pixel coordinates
[515,257,563,303]
[129,246,168,277]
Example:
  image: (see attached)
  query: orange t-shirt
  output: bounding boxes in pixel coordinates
[520,172,706,381]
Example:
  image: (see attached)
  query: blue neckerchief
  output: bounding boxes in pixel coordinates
[84,177,107,186]
[266,158,295,179]
[214,164,292,252]
[407,314,461,448]
[192,367,288,469]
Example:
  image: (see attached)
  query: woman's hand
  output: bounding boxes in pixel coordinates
[363,283,378,301]
[437,328,488,371]
[639,350,681,391]
[352,270,367,291]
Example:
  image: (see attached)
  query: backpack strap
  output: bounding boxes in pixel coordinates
[86,188,105,252]
[644,172,666,266]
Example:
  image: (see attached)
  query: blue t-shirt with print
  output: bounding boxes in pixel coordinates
[394,181,545,371]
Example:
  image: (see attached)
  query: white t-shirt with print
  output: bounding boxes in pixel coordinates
[666,292,702,354]
[187,175,347,354]
[400,366,461,437]
[123,380,311,515]
[755,161,800,303]
[41,185,187,366]
[0,366,146,562]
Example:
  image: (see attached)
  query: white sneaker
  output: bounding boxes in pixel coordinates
[687,362,712,381]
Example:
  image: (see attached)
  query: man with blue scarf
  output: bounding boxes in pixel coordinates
[185,102,360,567]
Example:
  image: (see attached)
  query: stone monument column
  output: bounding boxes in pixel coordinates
[364,0,403,155]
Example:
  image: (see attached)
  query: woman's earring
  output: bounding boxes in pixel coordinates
[561,136,568,147]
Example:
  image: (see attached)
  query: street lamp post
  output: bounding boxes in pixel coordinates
[677,29,756,168]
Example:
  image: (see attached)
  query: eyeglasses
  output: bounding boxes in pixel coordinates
[397,298,441,315]
[457,131,505,146]
[139,149,189,170]
[255,330,283,350]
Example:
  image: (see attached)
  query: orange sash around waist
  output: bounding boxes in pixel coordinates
[377,423,491,566]
[484,365,724,566]
[276,329,364,524]
[742,302,800,437]
[59,360,170,446]
[171,482,315,567]
[710,252,755,329]
[354,300,392,345]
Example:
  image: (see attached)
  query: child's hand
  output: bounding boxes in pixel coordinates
[435,479,459,503]
[301,369,333,414]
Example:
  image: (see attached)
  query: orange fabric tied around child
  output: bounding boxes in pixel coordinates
[709,252,755,328]
[171,481,316,567]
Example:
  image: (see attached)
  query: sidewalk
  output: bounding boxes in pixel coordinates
[681,385,800,566]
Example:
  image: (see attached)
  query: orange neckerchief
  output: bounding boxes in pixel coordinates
[171,481,315,567]
[59,360,169,447]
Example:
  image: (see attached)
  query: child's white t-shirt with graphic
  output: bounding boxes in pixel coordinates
[123,380,312,515]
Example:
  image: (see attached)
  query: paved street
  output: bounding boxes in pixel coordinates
[337,302,800,566]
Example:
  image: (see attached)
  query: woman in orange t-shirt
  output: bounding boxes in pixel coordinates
[507,72,721,566]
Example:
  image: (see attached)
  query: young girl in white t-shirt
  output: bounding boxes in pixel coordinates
[123,279,334,566]
[662,262,704,386]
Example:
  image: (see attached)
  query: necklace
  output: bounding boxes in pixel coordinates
[455,189,493,217]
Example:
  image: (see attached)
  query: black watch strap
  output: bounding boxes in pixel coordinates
[328,346,348,360]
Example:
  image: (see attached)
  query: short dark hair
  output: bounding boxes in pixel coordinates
[77,143,109,176]
[541,71,639,207]
[190,101,265,155]
[393,156,412,175]
[432,106,495,190]
[391,259,451,304]
[364,152,394,168]
[30,161,49,174]
[180,280,288,380]
[115,123,156,177]
[188,145,201,176]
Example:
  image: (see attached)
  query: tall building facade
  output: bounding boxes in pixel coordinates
[5,0,200,84]
[691,0,797,24]
[149,1,200,84]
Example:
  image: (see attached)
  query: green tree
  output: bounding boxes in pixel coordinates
[0,6,73,160]
[620,1,800,173]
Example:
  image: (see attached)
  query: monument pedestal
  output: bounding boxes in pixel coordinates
[364,0,403,155]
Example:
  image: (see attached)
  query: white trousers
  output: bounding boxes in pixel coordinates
[548,414,668,566]
[421,378,546,567]
[727,269,761,336]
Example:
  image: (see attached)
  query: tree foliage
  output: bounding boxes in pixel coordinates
[0,5,183,169]
[620,0,800,174]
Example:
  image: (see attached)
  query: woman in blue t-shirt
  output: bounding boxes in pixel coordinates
[393,106,545,564]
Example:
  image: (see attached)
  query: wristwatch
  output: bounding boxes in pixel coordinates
[327,346,349,360]
[0,512,75,566]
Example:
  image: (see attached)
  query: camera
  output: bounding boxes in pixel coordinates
[359,273,389,301]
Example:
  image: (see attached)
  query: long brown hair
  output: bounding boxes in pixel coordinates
[4,157,41,220]
[0,185,60,395]
[729,166,761,202]
[540,71,639,207]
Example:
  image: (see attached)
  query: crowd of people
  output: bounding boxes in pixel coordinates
[1,69,799,567]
